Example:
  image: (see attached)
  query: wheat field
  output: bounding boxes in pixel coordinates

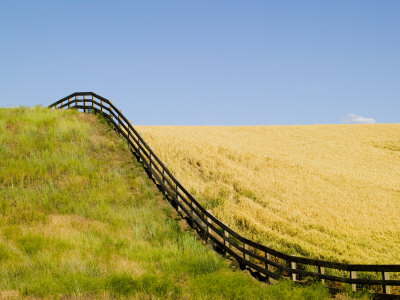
[136,124,400,264]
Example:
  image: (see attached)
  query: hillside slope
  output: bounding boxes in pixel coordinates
[0,107,331,299]
[137,124,400,264]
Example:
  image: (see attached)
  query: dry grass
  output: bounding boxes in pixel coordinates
[137,124,400,264]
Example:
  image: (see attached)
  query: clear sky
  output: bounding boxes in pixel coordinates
[0,1,399,125]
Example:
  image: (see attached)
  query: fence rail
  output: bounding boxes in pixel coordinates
[49,92,400,297]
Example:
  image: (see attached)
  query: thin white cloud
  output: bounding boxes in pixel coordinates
[342,113,376,124]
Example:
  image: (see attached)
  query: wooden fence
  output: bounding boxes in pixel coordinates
[49,92,400,297]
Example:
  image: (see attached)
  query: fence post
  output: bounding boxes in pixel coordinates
[318,266,325,284]
[243,243,249,261]
[291,262,297,281]
[176,185,182,214]
[137,139,141,161]
[101,100,104,112]
[118,110,122,130]
[129,121,133,139]
[149,153,153,178]
[68,98,71,109]
[162,168,166,185]
[382,272,391,295]
[224,230,229,249]
[83,95,87,112]
[350,271,357,292]
[109,101,113,120]
[206,210,211,243]
[162,168,166,195]
[265,252,273,282]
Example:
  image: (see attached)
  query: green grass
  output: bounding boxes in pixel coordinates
[0,106,357,299]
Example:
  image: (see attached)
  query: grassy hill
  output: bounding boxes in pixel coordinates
[0,107,333,299]
[137,124,400,264]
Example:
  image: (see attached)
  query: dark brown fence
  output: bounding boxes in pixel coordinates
[49,92,400,297]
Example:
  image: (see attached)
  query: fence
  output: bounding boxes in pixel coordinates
[49,92,400,297]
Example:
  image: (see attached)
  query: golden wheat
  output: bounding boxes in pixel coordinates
[136,124,400,264]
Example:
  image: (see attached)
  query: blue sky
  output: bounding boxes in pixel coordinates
[0,1,399,125]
